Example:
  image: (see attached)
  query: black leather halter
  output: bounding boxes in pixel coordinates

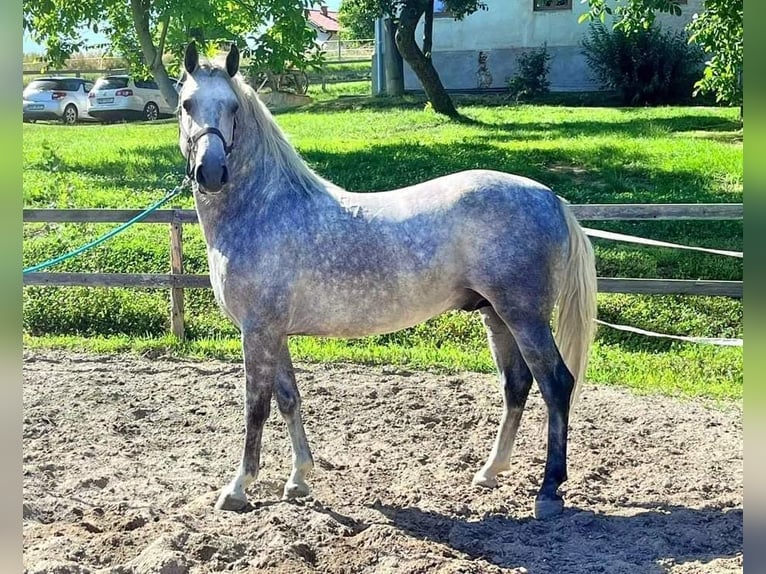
[182,120,237,177]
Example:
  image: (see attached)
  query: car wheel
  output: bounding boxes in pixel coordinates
[62,104,78,125]
[143,102,159,121]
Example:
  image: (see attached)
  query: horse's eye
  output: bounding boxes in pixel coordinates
[182,100,192,113]
[231,102,239,115]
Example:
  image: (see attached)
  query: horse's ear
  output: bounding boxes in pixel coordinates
[225,43,240,77]
[184,42,199,75]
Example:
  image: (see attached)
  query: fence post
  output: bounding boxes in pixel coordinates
[169,213,185,340]
[321,64,327,92]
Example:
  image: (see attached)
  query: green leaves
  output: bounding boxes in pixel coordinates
[581,0,743,106]
[24,0,326,82]
[244,3,325,75]
[338,0,378,39]
[687,0,742,106]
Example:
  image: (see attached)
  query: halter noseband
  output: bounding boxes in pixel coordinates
[182,121,237,178]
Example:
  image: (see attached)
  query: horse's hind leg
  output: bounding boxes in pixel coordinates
[473,307,534,488]
[215,330,279,511]
[274,342,315,499]
[494,305,575,519]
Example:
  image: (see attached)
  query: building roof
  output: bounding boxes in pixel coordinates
[306,9,340,33]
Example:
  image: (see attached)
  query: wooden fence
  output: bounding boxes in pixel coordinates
[23,203,743,339]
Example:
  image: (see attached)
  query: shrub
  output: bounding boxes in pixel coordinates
[508,45,551,101]
[581,22,704,106]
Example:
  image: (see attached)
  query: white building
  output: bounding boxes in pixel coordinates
[306,7,341,46]
[404,0,701,92]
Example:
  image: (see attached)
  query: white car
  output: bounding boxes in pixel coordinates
[23,77,95,124]
[87,75,180,122]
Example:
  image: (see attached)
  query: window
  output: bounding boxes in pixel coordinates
[27,79,68,91]
[62,79,83,91]
[533,0,572,11]
[135,79,159,90]
[94,77,129,90]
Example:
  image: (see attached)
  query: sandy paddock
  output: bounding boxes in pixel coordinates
[23,350,742,573]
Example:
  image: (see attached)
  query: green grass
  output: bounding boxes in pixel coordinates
[22,100,743,401]
[307,80,371,101]
[24,333,741,401]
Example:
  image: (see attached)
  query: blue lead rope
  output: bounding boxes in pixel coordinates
[23,178,192,275]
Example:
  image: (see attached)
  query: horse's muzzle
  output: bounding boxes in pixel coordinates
[194,162,229,194]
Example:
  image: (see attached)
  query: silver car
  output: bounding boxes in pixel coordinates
[23,77,95,125]
[87,75,180,122]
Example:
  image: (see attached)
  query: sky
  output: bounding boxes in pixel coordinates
[23,1,343,55]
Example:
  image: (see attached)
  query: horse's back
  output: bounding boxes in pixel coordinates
[344,169,566,236]
[345,168,570,258]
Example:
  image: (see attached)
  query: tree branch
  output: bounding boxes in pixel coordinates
[128,0,178,108]
[154,12,170,69]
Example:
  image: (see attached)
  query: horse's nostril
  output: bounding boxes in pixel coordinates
[221,166,229,185]
[195,165,206,186]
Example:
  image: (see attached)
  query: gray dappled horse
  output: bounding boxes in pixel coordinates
[178,42,597,519]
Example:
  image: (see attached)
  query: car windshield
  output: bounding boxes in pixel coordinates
[25,79,79,92]
[94,77,129,90]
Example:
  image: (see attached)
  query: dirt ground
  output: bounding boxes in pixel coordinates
[23,350,742,574]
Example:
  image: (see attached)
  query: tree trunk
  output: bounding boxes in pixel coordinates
[129,0,179,109]
[383,19,404,96]
[423,0,434,57]
[395,0,458,118]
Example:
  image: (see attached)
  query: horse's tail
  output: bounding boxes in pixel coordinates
[554,199,598,408]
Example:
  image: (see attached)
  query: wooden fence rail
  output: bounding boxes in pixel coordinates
[23,203,743,339]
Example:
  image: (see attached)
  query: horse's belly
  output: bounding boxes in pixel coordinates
[287,282,463,337]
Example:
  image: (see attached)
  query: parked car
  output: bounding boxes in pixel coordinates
[87,75,181,122]
[23,77,95,125]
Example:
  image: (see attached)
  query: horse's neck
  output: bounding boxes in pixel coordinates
[193,152,322,248]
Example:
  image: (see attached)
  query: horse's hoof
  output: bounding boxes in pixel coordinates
[534,497,564,519]
[472,472,498,488]
[215,490,249,512]
[283,480,310,499]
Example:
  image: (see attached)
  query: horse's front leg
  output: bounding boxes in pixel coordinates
[215,329,280,511]
[273,341,314,499]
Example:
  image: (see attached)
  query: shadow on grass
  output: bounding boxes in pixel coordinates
[453,110,741,145]
[298,91,644,114]
[300,139,735,204]
[298,93,429,114]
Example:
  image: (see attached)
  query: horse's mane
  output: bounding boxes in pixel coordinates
[195,58,329,198]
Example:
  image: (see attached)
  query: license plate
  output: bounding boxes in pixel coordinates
[27,104,44,111]
[97,98,114,104]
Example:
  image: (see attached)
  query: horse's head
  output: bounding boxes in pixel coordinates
[178,42,240,195]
